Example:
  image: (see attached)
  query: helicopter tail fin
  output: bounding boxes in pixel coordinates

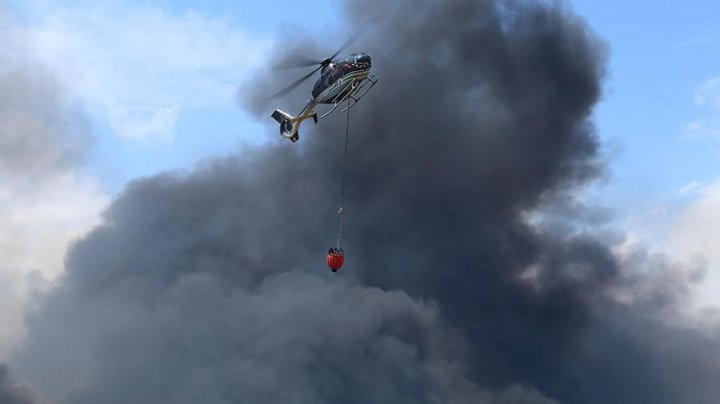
[271,109,301,142]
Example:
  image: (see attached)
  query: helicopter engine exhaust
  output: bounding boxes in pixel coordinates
[271,109,300,142]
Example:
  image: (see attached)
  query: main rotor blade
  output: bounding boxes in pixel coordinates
[329,21,373,61]
[272,53,321,71]
[269,65,321,99]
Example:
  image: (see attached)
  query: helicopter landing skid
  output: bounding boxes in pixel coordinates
[319,75,379,119]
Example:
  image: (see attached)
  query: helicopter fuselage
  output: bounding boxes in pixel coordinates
[271,53,376,142]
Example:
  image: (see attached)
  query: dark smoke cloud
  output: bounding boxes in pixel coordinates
[14,167,554,404]
[11,0,720,403]
[0,365,35,404]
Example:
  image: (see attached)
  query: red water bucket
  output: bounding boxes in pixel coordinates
[327,248,345,272]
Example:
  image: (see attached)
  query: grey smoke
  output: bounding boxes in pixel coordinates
[14,167,554,404]
[0,10,91,403]
[0,12,90,180]
[0,365,35,404]
[10,0,720,403]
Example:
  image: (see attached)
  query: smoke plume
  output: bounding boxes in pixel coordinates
[0,11,89,180]
[0,365,35,404]
[0,7,103,364]
[11,0,720,403]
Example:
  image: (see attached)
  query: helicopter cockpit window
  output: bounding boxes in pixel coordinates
[336,62,352,76]
[330,67,343,82]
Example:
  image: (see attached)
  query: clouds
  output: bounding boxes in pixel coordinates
[695,77,720,109]
[670,180,720,263]
[666,179,720,307]
[0,13,89,178]
[21,0,269,140]
[661,72,720,308]
[0,9,107,357]
[685,76,720,138]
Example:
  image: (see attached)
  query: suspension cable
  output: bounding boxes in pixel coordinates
[335,98,351,248]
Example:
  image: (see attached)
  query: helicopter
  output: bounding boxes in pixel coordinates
[269,31,378,143]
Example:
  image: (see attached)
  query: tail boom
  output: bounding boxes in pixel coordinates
[270,100,318,143]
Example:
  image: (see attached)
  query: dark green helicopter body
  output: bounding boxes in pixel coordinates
[269,30,378,143]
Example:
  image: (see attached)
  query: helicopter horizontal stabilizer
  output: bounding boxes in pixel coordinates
[271,109,301,142]
[271,109,292,124]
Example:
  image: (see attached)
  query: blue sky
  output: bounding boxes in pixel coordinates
[573,1,720,211]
